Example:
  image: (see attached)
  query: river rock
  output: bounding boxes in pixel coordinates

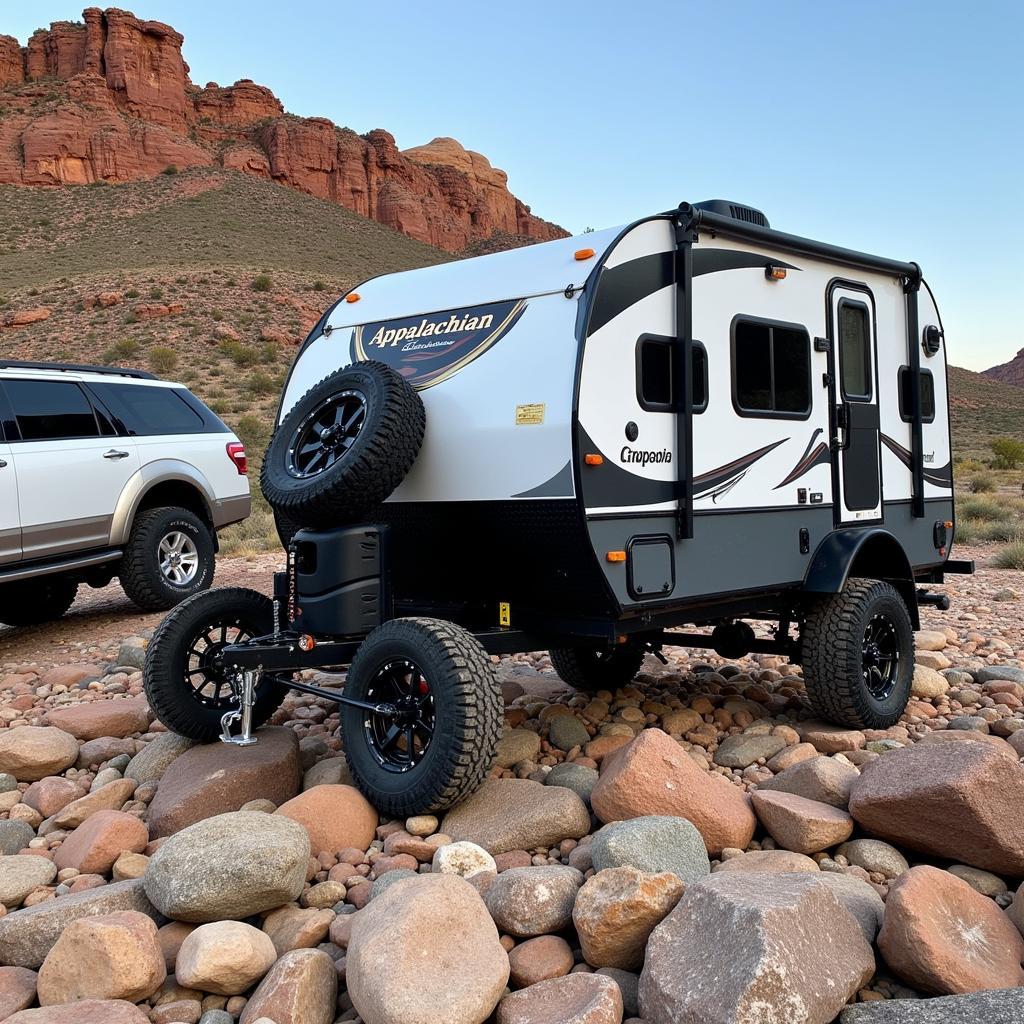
[497,973,623,1024]
[348,874,509,1024]
[878,865,1024,994]
[590,815,710,883]
[789,872,886,942]
[544,763,599,803]
[751,790,854,854]
[508,935,574,988]
[548,716,592,753]
[144,811,309,922]
[442,779,590,855]
[239,948,337,1024]
[574,866,684,969]
[713,733,786,768]
[36,911,165,1004]
[0,966,37,1019]
[432,840,497,878]
[51,778,137,829]
[53,809,148,874]
[590,729,756,856]
[639,873,874,1024]
[274,784,377,854]
[485,865,584,937]
[124,733,194,785]
[4,1001,150,1023]
[0,728,79,782]
[43,697,150,740]
[0,856,57,908]
[849,741,1024,874]
[147,728,301,837]
[176,921,278,995]
[22,778,82,818]
[0,878,158,968]
[839,989,1024,1023]
[713,850,820,874]
[836,838,909,878]
[757,755,859,809]
[0,820,35,855]
[496,728,543,767]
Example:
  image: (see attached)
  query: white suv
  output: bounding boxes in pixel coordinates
[0,361,250,626]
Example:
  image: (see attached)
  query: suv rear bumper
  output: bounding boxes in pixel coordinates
[213,494,251,530]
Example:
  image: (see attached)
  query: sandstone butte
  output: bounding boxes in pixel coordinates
[0,8,566,253]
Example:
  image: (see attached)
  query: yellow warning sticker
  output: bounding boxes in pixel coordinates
[515,403,545,425]
[499,602,511,626]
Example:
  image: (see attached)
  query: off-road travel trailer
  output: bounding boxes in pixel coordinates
[145,199,972,817]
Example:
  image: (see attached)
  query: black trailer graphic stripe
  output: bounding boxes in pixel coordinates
[880,434,953,488]
[692,249,800,277]
[774,428,830,489]
[587,252,674,336]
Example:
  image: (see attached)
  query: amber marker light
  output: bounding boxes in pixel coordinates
[574,248,596,261]
[584,453,604,465]
[606,551,626,563]
[346,293,361,303]
[765,266,787,281]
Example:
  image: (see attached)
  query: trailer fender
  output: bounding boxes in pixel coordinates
[802,528,919,628]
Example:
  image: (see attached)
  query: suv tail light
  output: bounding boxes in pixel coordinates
[226,441,248,475]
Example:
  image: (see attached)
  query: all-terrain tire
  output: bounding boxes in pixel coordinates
[341,617,503,817]
[801,576,914,729]
[261,361,425,528]
[119,506,215,612]
[550,644,646,693]
[0,575,78,627]
[143,587,285,741]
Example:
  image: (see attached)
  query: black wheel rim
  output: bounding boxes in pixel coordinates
[862,612,901,700]
[184,615,261,708]
[286,389,367,479]
[362,658,435,774]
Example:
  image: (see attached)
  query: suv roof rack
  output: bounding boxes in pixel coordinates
[0,360,157,380]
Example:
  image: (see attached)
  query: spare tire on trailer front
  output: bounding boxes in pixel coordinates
[261,360,425,528]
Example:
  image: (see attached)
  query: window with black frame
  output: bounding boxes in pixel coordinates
[732,318,811,418]
[838,300,873,401]
[3,379,101,441]
[636,336,708,413]
[898,366,936,423]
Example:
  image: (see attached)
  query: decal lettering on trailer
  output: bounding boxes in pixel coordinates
[351,299,528,390]
[620,446,672,467]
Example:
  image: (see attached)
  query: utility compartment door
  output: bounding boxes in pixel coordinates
[830,285,882,522]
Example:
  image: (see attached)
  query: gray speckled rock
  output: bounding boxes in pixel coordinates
[0,855,56,907]
[0,772,17,793]
[783,871,886,942]
[123,732,194,785]
[0,820,35,855]
[840,989,1024,1023]
[144,811,309,923]
[198,1012,235,1024]
[547,716,591,752]
[713,733,787,769]
[837,838,909,878]
[976,666,1024,685]
[591,816,710,884]
[0,878,158,969]
[484,865,584,937]
[544,763,599,803]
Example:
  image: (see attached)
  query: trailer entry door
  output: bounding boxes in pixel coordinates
[830,285,882,522]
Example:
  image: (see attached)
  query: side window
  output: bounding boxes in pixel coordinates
[90,384,207,436]
[838,300,872,400]
[898,367,936,423]
[732,318,811,418]
[636,337,708,414]
[4,379,100,441]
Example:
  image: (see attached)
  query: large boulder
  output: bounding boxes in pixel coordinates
[144,810,309,922]
[0,856,57,908]
[849,741,1024,875]
[347,874,509,1024]
[43,697,150,740]
[639,873,874,1024]
[573,866,684,969]
[239,948,337,1024]
[496,973,623,1024]
[484,866,584,937]
[0,878,158,969]
[590,729,756,856]
[36,911,165,1005]
[786,872,886,943]
[756,755,859,809]
[147,728,301,837]
[4,1001,150,1024]
[53,809,148,874]
[176,921,277,995]
[750,790,854,854]
[878,865,1024,994]
[589,816,710,883]
[441,779,590,854]
[0,727,79,781]
[839,989,1024,1023]
[124,732,194,785]
[274,784,377,854]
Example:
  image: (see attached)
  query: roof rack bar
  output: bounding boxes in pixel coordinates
[0,360,157,380]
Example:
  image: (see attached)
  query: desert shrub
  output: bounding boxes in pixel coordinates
[149,285,164,300]
[969,472,997,493]
[162,164,178,175]
[219,340,259,367]
[251,274,272,293]
[248,370,278,396]
[957,496,1011,522]
[979,520,1022,543]
[148,346,178,375]
[126,288,140,298]
[992,540,1024,570]
[312,280,326,291]
[953,519,981,544]
[102,338,141,363]
[211,309,224,321]
[991,437,1024,470]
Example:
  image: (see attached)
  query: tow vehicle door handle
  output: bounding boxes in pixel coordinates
[103,449,129,460]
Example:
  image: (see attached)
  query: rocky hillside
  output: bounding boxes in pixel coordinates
[947,364,1024,458]
[0,7,565,253]
[983,347,1024,389]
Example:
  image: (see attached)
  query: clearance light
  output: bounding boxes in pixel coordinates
[585,453,604,466]
[945,520,954,529]
[298,634,316,651]
[606,551,626,563]
[574,248,596,261]
[765,266,787,281]
[346,293,361,303]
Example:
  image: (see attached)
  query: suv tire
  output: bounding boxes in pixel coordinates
[120,506,215,612]
[550,643,646,693]
[261,361,425,527]
[0,576,78,627]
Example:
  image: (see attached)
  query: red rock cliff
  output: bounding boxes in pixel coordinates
[0,7,565,251]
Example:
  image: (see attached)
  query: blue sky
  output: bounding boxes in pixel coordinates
[6,1,1022,370]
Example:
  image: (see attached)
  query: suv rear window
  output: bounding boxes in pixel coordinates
[90,383,220,436]
[3,379,100,441]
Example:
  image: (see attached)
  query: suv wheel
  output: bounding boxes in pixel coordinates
[0,576,78,627]
[120,507,215,612]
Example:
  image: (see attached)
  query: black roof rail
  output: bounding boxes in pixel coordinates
[0,360,157,380]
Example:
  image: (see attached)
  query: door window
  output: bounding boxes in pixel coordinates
[838,300,873,400]
[732,318,811,418]
[4,380,100,441]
